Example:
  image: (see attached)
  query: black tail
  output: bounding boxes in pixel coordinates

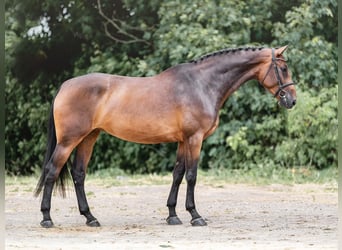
[34,101,70,198]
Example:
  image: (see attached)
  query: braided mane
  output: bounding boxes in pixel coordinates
[190,46,265,64]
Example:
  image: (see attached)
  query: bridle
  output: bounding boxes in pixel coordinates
[259,48,295,98]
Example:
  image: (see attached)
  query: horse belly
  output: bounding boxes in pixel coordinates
[101,115,182,144]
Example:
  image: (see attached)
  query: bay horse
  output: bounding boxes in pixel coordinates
[35,46,296,228]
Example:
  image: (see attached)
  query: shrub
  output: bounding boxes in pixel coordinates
[275,87,337,169]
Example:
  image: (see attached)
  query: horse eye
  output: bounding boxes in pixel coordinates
[281,67,287,73]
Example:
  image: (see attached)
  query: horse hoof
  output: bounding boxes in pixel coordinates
[166,216,183,225]
[86,219,101,227]
[191,217,207,226]
[40,220,54,228]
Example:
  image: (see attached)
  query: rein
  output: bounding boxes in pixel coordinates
[259,48,295,98]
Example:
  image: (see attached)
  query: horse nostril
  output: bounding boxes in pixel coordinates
[292,99,297,106]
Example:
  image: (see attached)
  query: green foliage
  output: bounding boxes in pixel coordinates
[90,133,176,174]
[5,78,53,175]
[273,0,337,88]
[201,83,287,171]
[5,0,337,176]
[275,87,337,169]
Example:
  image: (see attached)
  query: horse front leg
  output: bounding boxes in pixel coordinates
[166,143,185,225]
[185,165,206,226]
[184,134,207,226]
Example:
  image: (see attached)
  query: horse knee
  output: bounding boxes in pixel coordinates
[173,171,184,186]
[185,171,197,186]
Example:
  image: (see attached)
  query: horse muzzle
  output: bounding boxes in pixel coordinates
[278,90,296,109]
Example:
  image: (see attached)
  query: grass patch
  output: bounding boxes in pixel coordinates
[86,166,337,188]
[87,172,172,186]
[5,166,337,190]
[198,166,338,186]
[5,175,38,186]
[86,191,95,197]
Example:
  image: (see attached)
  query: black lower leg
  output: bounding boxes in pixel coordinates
[40,168,56,228]
[71,168,100,227]
[166,161,185,225]
[185,167,207,226]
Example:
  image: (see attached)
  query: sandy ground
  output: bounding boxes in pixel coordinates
[5,179,337,250]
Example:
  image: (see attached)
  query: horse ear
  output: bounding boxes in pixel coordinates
[276,45,288,56]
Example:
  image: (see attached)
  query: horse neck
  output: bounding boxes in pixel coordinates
[192,49,267,111]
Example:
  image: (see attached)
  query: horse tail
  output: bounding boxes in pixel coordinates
[34,100,70,198]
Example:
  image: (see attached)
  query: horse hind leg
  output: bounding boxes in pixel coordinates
[71,129,100,227]
[40,142,76,228]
